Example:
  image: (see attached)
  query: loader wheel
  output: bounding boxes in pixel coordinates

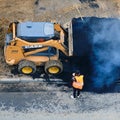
[18,60,36,75]
[45,60,63,75]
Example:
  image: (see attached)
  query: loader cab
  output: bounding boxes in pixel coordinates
[5,21,58,56]
[16,22,58,56]
[16,21,55,41]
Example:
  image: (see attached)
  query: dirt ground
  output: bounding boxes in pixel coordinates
[0,0,120,77]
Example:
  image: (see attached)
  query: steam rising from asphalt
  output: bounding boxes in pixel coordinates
[72,17,120,89]
[91,18,120,89]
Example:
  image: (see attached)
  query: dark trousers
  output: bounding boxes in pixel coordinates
[73,88,80,98]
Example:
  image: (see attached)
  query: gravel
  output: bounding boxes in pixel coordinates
[0,83,119,120]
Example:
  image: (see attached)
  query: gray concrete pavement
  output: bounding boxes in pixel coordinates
[0,83,119,120]
[0,110,120,120]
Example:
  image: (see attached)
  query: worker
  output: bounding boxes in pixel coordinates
[71,70,84,99]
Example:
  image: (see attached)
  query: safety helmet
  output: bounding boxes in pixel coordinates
[75,70,80,75]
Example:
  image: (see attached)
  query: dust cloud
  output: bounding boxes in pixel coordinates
[72,17,120,90]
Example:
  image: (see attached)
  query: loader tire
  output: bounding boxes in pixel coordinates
[45,60,63,75]
[18,60,36,75]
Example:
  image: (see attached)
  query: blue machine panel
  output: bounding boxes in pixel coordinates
[17,21,54,40]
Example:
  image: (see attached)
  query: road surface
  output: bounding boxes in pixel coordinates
[0,82,119,120]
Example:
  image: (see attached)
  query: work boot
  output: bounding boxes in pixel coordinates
[77,95,80,98]
[70,95,76,99]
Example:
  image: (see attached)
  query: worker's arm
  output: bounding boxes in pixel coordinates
[81,82,84,86]
[80,75,84,86]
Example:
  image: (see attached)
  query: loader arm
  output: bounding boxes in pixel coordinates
[24,47,49,57]
[10,38,69,56]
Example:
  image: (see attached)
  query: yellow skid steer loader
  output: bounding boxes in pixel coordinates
[4,21,73,75]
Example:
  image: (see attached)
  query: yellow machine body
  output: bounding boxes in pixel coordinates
[4,21,73,75]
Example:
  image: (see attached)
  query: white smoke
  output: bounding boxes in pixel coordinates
[91,18,120,88]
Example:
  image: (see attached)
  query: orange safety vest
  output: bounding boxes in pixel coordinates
[72,75,84,89]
